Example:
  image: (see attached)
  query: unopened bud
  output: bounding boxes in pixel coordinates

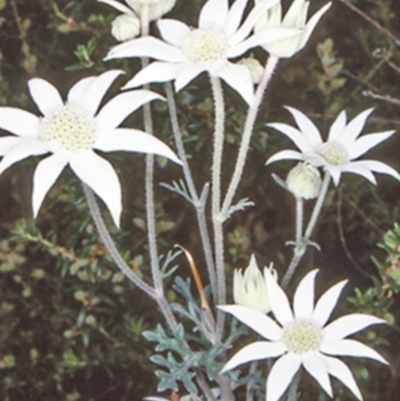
[126,0,176,21]
[237,56,264,84]
[111,13,141,42]
[286,162,322,200]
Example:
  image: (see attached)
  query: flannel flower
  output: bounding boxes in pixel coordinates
[104,0,299,105]
[220,269,388,401]
[0,70,180,226]
[254,0,331,58]
[266,107,399,185]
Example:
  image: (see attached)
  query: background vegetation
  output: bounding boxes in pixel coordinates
[0,0,399,400]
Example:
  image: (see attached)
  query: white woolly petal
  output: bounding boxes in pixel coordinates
[327,110,347,141]
[0,139,50,174]
[218,305,283,341]
[359,160,399,180]
[32,153,69,218]
[313,280,348,326]
[199,0,228,30]
[175,63,206,92]
[337,108,374,146]
[302,351,332,397]
[266,353,301,401]
[293,269,318,320]
[123,62,178,89]
[158,19,191,47]
[320,339,388,364]
[0,137,22,156]
[265,268,294,326]
[221,341,286,373]
[323,355,363,401]
[67,76,96,108]
[338,163,377,185]
[96,90,163,131]
[69,151,122,227]
[266,149,303,165]
[94,128,181,165]
[28,78,63,116]
[349,131,395,160]
[323,314,386,341]
[267,122,313,153]
[0,107,40,138]
[98,0,133,14]
[216,62,254,105]
[223,0,248,37]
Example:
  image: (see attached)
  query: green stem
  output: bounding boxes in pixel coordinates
[210,76,226,342]
[165,82,217,300]
[221,55,279,217]
[83,184,178,332]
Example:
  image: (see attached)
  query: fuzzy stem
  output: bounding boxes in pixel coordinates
[83,184,178,332]
[295,197,304,244]
[165,82,217,300]
[281,173,331,288]
[221,55,279,217]
[210,76,226,342]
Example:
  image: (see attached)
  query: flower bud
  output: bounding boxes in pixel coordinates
[111,14,141,42]
[237,56,264,84]
[286,162,322,200]
[126,0,176,21]
[233,254,277,313]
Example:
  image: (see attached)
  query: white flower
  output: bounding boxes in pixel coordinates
[220,269,388,401]
[104,0,300,105]
[99,0,176,22]
[266,107,399,185]
[0,70,180,226]
[233,254,277,313]
[254,0,331,58]
[286,162,321,199]
[111,13,141,42]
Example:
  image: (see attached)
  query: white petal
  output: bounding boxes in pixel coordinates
[123,62,178,89]
[105,36,186,63]
[313,279,348,326]
[98,0,133,14]
[0,107,40,137]
[327,110,347,141]
[293,269,318,320]
[0,137,22,155]
[299,2,332,51]
[199,0,228,30]
[337,162,377,185]
[302,351,332,397]
[266,149,303,165]
[325,166,342,186]
[265,268,294,326]
[32,153,69,218]
[28,78,63,116]
[359,160,399,180]
[69,151,122,227]
[285,107,322,148]
[323,314,386,341]
[283,0,308,26]
[337,108,374,146]
[230,0,280,46]
[320,339,388,364]
[267,123,314,153]
[323,355,363,401]
[218,305,283,341]
[175,63,206,92]
[77,70,124,116]
[96,90,163,130]
[216,62,254,105]
[266,353,301,401]
[222,341,286,372]
[229,27,299,58]
[223,0,248,37]
[67,76,96,107]
[0,139,50,174]
[94,128,181,164]
[157,19,191,47]
[349,131,395,159]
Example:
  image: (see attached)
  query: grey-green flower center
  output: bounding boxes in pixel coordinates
[317,142,349,166]
[182,29,228,63]
[40,105,97,152]
[282,320,323,354]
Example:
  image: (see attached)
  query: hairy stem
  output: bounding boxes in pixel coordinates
[221,55,279,217]
[165,82,217,300]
